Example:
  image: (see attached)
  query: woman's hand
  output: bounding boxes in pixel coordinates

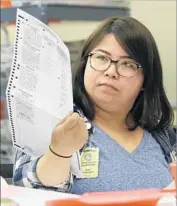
[50,112,88,156]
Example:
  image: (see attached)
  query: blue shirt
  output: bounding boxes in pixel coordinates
[72,125,172,194]
[13,124,173,194]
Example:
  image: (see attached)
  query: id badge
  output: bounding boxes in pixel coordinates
[81,147,99,178]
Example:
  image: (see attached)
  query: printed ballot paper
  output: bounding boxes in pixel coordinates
[6,9,73,157]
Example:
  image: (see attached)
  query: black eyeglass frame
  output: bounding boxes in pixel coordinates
[87,53,142,78]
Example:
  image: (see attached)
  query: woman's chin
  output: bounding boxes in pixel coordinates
[94,95,123,112]
[95,93,118,103]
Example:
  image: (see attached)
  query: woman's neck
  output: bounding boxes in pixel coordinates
[93,106,131,132]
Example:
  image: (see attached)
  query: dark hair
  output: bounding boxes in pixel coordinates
[73,16,174,132]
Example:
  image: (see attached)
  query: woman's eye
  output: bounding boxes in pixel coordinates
[123,62,130,66]
[122,61,136,68]
[96,55,108,61]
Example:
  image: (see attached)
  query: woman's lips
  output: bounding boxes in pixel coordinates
[99,83,118,91]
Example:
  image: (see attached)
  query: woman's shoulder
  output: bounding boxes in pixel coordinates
[151,127,176,163]
[151,127,176,146]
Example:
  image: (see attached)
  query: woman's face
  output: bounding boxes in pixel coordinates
[84,33,144,115]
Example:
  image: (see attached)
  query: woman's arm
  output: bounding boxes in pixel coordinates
[36,149,72,187]
[13,149,73,192]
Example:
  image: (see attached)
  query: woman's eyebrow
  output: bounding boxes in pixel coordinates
[119,55,132,59]
[94,49,112,56]
[94,49,132,59]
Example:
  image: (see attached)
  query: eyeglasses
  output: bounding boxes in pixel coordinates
[88,53,142,78]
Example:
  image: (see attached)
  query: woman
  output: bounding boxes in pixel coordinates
[13,17,176,194]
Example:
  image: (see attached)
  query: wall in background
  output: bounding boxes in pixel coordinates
[131,0,176,108]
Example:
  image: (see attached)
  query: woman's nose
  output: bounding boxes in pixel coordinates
[103,63,119,79]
